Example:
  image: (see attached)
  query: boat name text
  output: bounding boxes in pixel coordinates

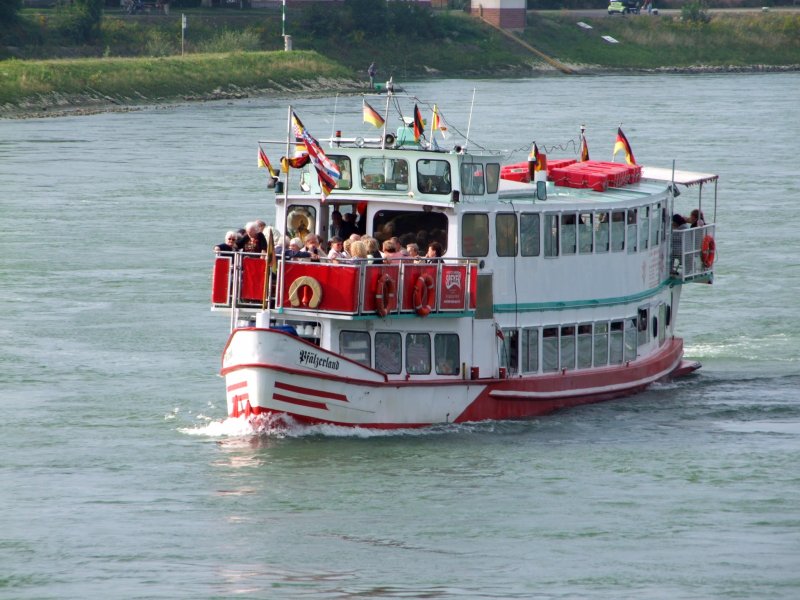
[299,350,340,371]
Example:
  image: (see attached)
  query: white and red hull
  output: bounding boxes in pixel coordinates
[222,328,699,428]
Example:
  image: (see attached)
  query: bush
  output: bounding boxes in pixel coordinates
[681,0,711,23]
[195,29,261,53]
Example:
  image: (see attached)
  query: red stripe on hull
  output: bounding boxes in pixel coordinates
[272,393,328,411]
[226,380,248,392]
[274,380,348,402]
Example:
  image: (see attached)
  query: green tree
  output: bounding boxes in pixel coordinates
[71,0,104,43]
[0,0,23,25]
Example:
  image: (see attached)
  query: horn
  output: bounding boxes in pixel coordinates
[384,133,396,147]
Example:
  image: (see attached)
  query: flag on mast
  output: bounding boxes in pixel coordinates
[413,104,425,142]
[431,104,448,139]
[613,127,636,165]
[362,100,385,128]
[579,130,590,162]
[291,111,340,197]
[258,145,278,178]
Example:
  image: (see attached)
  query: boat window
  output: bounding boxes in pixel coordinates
[360,157,409,191]
[542,327,559,372]
[595,211,609,253]
[579,213,593,254]
[520,214,540,257]
[416,159,451,195]
[496,213,518,257]
[329,155,352,190]
[462,213,489,257]
[593,322,609,366]
[287,205,316,242]
[658,304,666,344]
[624,317,638,361]
[340,331,371,367]
[609,320,624,364]
[372,210,447,251]
[375,332,402,374]
[485,163,501,194]
[577,324,593,369]
[544,214,559,257]
[560,326,576,370]
[460,162,485,195]
[434,334,460,376]
[627,208,638,254]
[638,307,649,347]
[405,332,431,375]
[611,210,625,252]
[561,214,577,255]
[522,327,539,373]
[639,206,650,251]
[650,203,661,248]
[500,328,519,374]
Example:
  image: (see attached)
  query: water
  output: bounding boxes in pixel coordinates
[2,73,799,599]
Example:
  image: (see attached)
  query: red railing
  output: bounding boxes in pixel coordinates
[211,253,477,316]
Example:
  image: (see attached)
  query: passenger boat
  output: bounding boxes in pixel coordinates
[210,93,718,428]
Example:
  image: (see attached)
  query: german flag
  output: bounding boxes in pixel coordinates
[362,101,385,128]
[580,134,590,162]
[613,127,636,165]
[413,104,425,142]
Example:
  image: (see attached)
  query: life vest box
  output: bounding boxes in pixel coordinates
[500,162,531,183]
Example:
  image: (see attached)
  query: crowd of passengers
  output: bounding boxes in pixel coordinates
[214,219,444,264]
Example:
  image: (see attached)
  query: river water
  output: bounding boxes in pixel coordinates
[1,73,799,599]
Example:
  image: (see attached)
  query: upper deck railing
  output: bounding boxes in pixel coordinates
[212,253,478,323]
[671,224,716,282]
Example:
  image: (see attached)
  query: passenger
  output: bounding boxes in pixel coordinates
[304,234,323,261]
[349,240,369,260]
[364,236,384,264]
[381,239,405,263]
[425,241,444,261]
[671,214,690,230]
[340,213,357,239]
[214,231,238,254]
[327,236,349,262]
[330,211,344,238]
[284,238,310,260]
[406,243,420,262]
[689,209,706,228]
[236,222,268,254]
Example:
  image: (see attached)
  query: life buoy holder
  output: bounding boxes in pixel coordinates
[288,276,323,308]
[412,274,436,317]
[701,235,716,268]
[375,273,396,318]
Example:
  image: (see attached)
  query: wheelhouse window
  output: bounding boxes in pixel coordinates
[375,332,402,374]
[373,210,448,252]
[360,157,408,191]
[340,331,371,367]
[520,214,540,257]
[417,159,451,194]
[611,210,625,252]
[329,155,352,190]
[496,213,518,257]
[485,163,501,194]
[561,213,577,255]
[406,333,431,375]
[522,327,539,373]
[435,334,460,375]
[462,213,489,257]
[544,214,559,257]
[460,162,485,195]
[595,211,610,253]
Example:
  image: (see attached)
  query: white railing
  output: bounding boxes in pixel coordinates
[671,224,716,281]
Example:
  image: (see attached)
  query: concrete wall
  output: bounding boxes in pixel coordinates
[469,0,526,30]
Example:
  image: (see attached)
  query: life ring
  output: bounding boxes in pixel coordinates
[374,273,396,318]
[701,235,716,268]
[288,276,323,308]
[412,274,436,317]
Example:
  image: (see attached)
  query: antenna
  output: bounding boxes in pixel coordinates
[464,88,476,152]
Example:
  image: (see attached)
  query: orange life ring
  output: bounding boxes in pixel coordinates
[412,274,436,317]
[701,235,716,268]
[375,273,396,318]
[288,276,323,308]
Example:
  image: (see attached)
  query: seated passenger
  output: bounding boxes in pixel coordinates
[349,240,369,260]
[671,214,690,230]
[425,241,444,261]
[406,243,421,263]
[304,234,323,261]
[381,239,405,263]
[236,222,268,254]
[214,231,238,254]
[689,209,706,228]
[327,236,349,262]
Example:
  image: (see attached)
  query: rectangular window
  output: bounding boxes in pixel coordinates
[544,214,559,257]
[496,213,518,257]
[560,326,576,370]
[462,213,489,257]
[520,213,540,257]
[627,208,638,254]
[542,327,559,372]
[406,332,431,374]
[624,318,638,361]
[650,203,661,247]
[340,331,371,367]
[522,327,539,373]
[595,211,610,253]
[375,332,402,374]
[609,321,624,364]
[417,159,452,195]
[460,162,485,195]
[658,303,666,345]
[579,213,593,254]
[611,210,625,252]
[638,307,649,347]
[434,333,460,375]
[500,328,519,374]
[485,163,500,194]
[639,206,650,251]
[329,155,352,190]
[561,213,577,255]
[577,323,593,369]
[593,322,609,366]
[360,157,409,191]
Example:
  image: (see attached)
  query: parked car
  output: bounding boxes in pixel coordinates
[608,0,641,14]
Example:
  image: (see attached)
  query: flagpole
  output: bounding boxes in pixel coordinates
[464,88,476,152]
[381,80,392,150]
